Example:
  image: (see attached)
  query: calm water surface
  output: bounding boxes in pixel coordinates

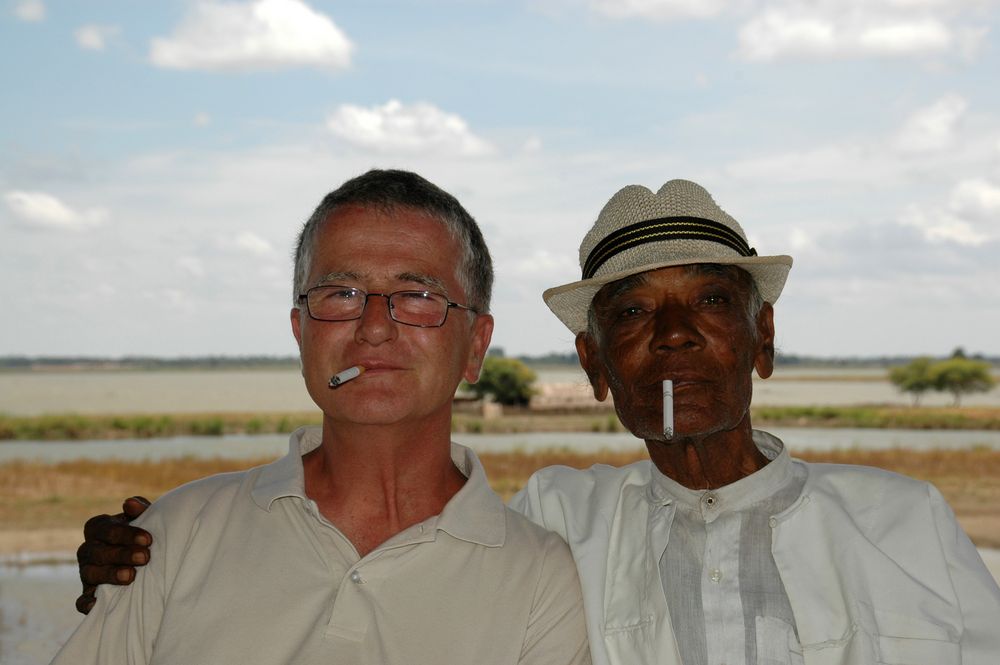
[3,427,1000,465]
[3,368,999,415]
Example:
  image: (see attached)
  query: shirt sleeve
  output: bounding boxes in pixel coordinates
[518,530,592,665]
[49,511,167,665]
[928,483,1000,665]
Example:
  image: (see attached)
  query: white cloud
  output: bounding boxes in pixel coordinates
[731,0,995,62]
[234,231,274,255]
[899,177,1000,246]
[177,256,206,277]
[895,94,968,152]
[75,25,120,51]
[149,0,353,72]
[193,112,212,127]
[739,7,957,61]
[591,0,727,20]
[507,249,577,279]
[950,178,1000,220]
[522,136,543,153]
[3,190,108,230]
[326,100,494,156]
[13,0,45,22]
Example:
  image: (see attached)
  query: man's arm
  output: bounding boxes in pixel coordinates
[76,496,153,614]
[928,484,1000,665]
[55,496,168,665]
[519,530,591,665]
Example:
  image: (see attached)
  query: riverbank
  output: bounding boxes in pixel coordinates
[2,447,998,556]
[4,405,1000,440]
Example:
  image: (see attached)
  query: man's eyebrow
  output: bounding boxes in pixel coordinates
[316,271,360,285]
[602,273,648,301]
[398,272,448,293]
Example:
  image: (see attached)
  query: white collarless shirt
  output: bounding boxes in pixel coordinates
[651,438,806,665]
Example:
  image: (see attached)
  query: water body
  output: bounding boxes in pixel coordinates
[3,367,999,415]
[4,427,1000,465]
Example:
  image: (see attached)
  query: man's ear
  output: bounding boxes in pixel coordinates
[575,333,609,401]
[463,314,495,383]
[290,307,303,348]
[290,307,305,375]
[754,303,775,379]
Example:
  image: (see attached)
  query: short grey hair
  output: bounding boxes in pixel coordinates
[293,169,494,313]
[585,264,765,342]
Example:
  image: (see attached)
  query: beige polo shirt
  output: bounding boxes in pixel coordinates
[53,427,590,665]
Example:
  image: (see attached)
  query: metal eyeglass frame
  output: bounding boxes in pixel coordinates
[297,285,478,328]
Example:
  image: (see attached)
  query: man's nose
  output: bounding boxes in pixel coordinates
[650,306,703,352]
[354,293,398,345]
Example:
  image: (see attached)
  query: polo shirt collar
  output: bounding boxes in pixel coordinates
[250,426,506,547]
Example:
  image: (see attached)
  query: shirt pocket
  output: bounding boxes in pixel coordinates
[864,605,961,665]
[756,616,804,665]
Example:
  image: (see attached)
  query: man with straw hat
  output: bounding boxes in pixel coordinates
[509,178,1000,665]
[74,178,1000,664]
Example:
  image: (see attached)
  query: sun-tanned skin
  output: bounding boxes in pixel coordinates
[76,497,151,614]
[578,264,774,489]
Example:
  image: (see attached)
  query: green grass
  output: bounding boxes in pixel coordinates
[2,405,1000,441]
[751,405,1000,430]
[0,411,323,441]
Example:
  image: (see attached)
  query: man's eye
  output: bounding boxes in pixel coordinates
[701,293,729,306]
[618,305,646,319]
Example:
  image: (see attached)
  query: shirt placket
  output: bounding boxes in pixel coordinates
[701,491,746,665]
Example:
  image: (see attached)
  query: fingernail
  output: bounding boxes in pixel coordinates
[132,551,148,565]
[116,569,132,583]
[135,534,151,546]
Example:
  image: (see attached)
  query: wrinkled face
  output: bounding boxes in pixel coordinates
[291,204,493,427]
[577,264,774,442]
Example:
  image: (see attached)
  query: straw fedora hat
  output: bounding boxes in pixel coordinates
[543,179,792,334]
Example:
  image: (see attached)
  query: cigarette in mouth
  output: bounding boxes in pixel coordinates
[662,379,674,439]
[329,365,365,388]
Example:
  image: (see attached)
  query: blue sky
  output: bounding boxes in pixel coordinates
[3,0,999,359]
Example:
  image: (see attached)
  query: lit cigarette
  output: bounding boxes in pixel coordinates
[328,365,365,388]
[662,379,673,439]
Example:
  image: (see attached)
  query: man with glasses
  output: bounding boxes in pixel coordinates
[52,169,589,665]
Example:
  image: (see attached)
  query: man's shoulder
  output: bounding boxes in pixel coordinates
[794,458,945,531]
[503,502,577,546]
[509,459,653,533]
[133,464,266,530]
[799,458,931,497]
[526,459,653,496]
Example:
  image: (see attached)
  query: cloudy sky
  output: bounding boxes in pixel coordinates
[3,0,999,359]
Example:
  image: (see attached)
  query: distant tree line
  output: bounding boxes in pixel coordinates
[4,349,999,374]
[0,356,300,370]
[889,349,997,406]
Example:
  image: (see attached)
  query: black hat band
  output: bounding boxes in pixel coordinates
[582,216,757,280]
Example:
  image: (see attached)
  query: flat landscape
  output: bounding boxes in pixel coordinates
[2,366,999,555]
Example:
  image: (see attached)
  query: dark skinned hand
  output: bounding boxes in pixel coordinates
[75,496,153,614]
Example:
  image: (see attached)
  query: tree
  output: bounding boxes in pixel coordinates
[928,357,996,406]
[889,357,935,406]
[466,356,537,406]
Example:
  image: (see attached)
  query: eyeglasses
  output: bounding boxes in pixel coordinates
[297,286,478,328]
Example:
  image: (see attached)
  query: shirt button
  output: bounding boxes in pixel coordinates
[702,492,719,509]
[710,568,723,583]
[768,517,777,528]
[350,570,363,584]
